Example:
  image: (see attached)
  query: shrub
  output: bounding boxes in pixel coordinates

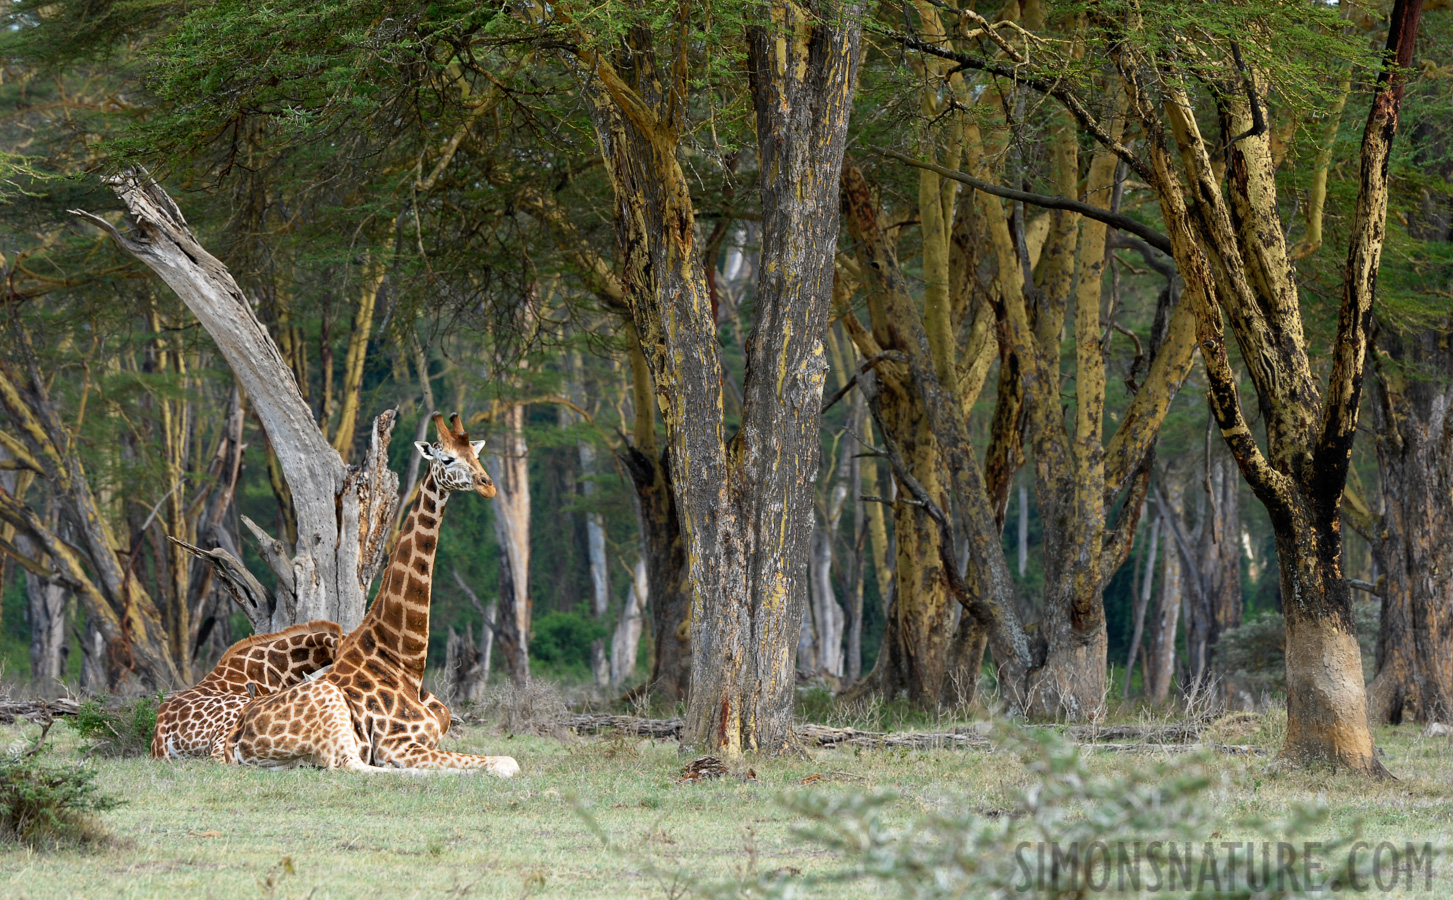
[66,696,159,758]
[0,752,118,847]
[530,610,608,678]
[738,725,1379,899]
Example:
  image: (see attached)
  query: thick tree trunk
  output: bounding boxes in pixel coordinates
[678,11,861,756]
[1366,317,1453,724]
[490,403,531,689]
[579,3,860,755]
[1278,516,1385,773]
[74,176,400,632]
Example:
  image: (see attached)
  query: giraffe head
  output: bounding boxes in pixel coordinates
[415,412,496,498]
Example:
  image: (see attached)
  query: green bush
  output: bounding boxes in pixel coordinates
[740,726,1379,899]
[65,696,159,758]
[0,752,118,847]
[530,610,607,678]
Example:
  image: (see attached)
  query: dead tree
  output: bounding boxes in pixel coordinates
[73,173,399,633]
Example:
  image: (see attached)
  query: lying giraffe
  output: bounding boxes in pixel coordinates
[214,413,519,776]
[151,620,342,760]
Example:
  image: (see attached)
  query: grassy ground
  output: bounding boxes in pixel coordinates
[0,709,1449,899]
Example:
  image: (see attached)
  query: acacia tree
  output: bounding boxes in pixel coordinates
[840,0,1197,715]
[74,177,401,635]
[557,0,863,754]
[1100,0,1425,772]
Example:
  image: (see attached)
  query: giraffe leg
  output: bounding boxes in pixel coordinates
[376,740,520,778]
[223,681,377,771]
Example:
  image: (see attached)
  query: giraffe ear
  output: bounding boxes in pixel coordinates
[415,441,435,460]
[470,440,486,456]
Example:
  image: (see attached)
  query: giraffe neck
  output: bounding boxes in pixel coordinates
[358,470,449,679]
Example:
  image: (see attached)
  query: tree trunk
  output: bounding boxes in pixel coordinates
[1366,316,1453,724]
[25,563,68,688]
[623,443,691,702]
[1278,514,1383,772]
[578,3,860,755]
[1123,516,1159,697]
[1146,485,1184,702]
[490,403,531,689]
[678,11,861,756]
[610,558,647,688]
[73,176,400,632]
[1190,440,1243,692]
[843,392,867,686]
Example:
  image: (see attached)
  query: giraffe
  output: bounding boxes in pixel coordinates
[151,620,342,760]
[213,413,519,776]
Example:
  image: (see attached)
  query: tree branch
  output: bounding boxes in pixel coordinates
[1315,0,1425,515]
[878,148,1173,255]
[878,27,1153,183]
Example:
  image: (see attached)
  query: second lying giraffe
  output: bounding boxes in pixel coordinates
[152,620,342,760]
[214,413,518,776]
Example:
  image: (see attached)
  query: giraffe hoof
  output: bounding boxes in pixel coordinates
[490,757,521,778]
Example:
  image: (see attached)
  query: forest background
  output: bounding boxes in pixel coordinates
[0,0,1445,760]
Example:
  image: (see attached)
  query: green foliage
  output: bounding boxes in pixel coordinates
[530,610,608,678]
[743,725,1379,899]
[0,750,118,848]
[65,696,159,758]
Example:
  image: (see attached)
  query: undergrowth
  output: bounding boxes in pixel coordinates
[0,749,118,848]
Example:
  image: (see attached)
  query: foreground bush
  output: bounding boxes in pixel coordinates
[0,752,118,847]
[734,726,1405,899]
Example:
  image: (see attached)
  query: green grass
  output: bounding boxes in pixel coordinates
[0,716,1448,898]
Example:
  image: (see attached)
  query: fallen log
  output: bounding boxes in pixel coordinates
[0,698,81,724]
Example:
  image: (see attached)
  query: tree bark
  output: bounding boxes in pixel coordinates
[610,557,647,688]
[73,175,400,632]
[579,1,863,756]
[489,403,531,689]
[1365,316,1453,724]
[1146,484,1184,702]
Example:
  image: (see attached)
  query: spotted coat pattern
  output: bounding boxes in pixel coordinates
[214,414,519,776]
[151,620,343,760]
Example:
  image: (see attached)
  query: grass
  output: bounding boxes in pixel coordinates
[0,710,1447,898]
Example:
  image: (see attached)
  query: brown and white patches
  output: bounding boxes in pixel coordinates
[152,621,342,760]
[212,414,514,776]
